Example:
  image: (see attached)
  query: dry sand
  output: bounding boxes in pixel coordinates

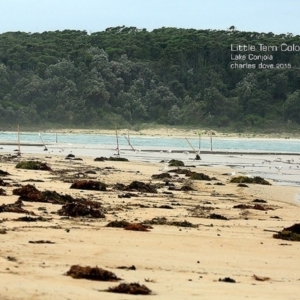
[0,152,299,300]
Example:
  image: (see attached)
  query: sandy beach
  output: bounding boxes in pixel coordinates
[0,149,300,300]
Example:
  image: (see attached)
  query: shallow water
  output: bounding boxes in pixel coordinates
[1,131,300,153]
[1,132,300,187]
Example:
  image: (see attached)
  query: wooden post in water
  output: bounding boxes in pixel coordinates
[38,133,48,151]
[17,125,21,155]
[210,136,213,152]
[115,127,120,156]
[185,137,201,160]
[198,131,202,154]
[124,133,135,151]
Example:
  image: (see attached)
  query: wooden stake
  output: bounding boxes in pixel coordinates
[124,135,135,151]
[115,127,120,155]
[38,133,48,151]
[198,131,202,154]
[17,125,21,155]
[185,137,198,155]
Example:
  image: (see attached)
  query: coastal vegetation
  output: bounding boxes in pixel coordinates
[0,26,299,132]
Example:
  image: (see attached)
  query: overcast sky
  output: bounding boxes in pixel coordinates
[0,0,299,35]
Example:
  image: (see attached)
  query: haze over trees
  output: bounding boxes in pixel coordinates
[0,26,299,131]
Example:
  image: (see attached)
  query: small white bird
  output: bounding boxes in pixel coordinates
[159,163,169,172]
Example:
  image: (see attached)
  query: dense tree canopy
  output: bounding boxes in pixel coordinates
[0,26,299,131]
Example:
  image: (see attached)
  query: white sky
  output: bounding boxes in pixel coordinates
[0,0,299,35]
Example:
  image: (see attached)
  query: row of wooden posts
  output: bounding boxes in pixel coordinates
[15,125,213,156]
[114,128,213,156]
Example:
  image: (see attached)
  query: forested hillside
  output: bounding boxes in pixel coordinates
[0,26,300,131]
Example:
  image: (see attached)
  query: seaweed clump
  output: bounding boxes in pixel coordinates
[168,168,212,181]
[13,184,44,201]
[151,172,172,179]
[190,172,211,181]
[143,217,197,228]
[106,220,130,228]
[108,283,151,295]
[0,169,10,176]
[70,180,107,191]
[108,157,129,161]
[0,200,34,214]
[169,159,184,167]
[230,176,271,185]
[94,156,129,162]
[209,213,228,220]
[58,201,105,218]
[66,265,121,281]
[13,185,84,204]
[15,161,52,171]
[124,223,150,231]
[273,223,300,241]
[116,181,157,193]
[219,277,236,283]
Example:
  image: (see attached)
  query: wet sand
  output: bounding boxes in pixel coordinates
[0,151,300,299]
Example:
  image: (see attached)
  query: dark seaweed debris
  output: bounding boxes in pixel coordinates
[42,190,79,204]
[151,172,172,179]
[118,192,137,198]
[117,265,136,270]
[15,161,52,171]
[66,265,121,281]
[13,185,44,202]
[230,176,271,185]
[58,201,105,218]
[273,223,300,241]
[107,283,151,295]
[94,157,106,161]
[108,156,129,161]
[116,181,157,193]
[0,200,34,214]
[168,168,212,181]
[252,199,268,203]
[124,223,150,231]
[190,172,212,181]
[168,159,185,167]
[14,216,49,222]
[70,180,107,191]
[237,183,249,187]
[144,217,197,228]
[13,185,85,204]
[233,204,273,211]
[0,169,10,176]
[209,213,228,220]
[219,277,236,283]
[106,220,130,228]
[29,240,55,244]
[94,156,129,161]
[158,205,173,209]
